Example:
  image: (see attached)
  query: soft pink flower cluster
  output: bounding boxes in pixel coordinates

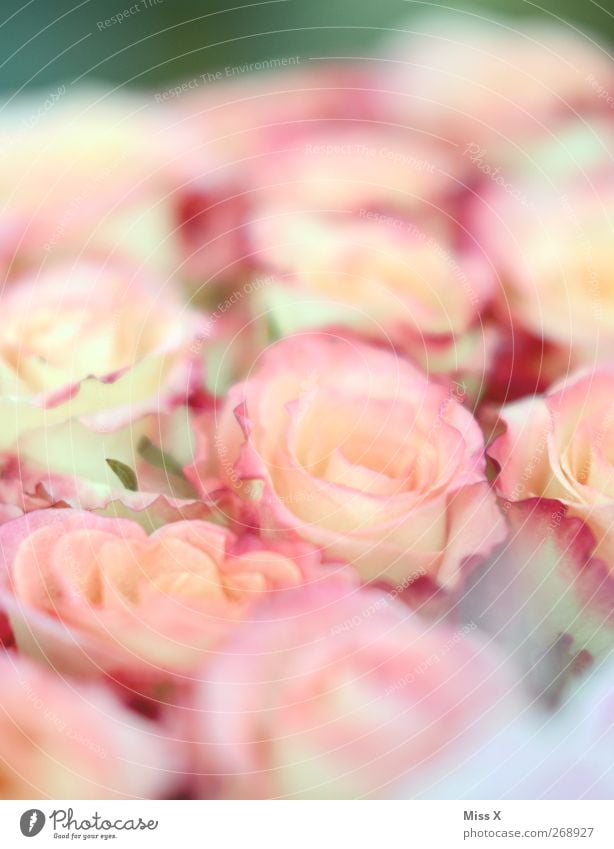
[0,12,613,799]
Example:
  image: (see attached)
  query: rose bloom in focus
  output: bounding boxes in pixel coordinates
[208,334,504,590]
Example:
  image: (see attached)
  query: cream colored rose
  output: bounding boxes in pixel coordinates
[213,334,504,589]
[0,509,330,680]
[379,12,614,151]
[0,653,178,798]
[0,89,193,275]
[252,212,492,336]
[489,366,614,565]
[471,166,614,368]
[249,210,495,387]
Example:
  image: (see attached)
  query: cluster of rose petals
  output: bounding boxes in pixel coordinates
[211,333,504,590]
[0,7,612,802]
[489,367,614,564]
[0,261,204,447]
[0,509,336,682]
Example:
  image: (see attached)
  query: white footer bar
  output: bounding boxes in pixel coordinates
[0,800,612,848]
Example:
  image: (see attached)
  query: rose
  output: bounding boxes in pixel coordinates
[475,178,614,359]
[488,366,614,565]
[245,125,453,216]
[173,126,453,293]
[182,580,519,799]
[210,334,504,589]
[378,12,614,152]
[172,64,375,164]
[195,115,494,395]
[252,212,493,337]
[0,89,195,275]
[170,65,378,286]
[249,210,496,389]
[172,78,457,291]
[0,653,178,798]
[0,261,204,449]
[0,509,337,681]
[468,120,614,381]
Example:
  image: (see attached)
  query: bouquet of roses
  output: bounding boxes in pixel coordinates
[0,11,613,800]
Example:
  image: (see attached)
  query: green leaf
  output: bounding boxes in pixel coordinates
[137,436,184,477]
[105,458,138,492]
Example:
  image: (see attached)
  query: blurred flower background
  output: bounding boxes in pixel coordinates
[0,0,614,802]
[0,0,610,94]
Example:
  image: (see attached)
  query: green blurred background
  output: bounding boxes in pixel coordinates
[0,0,612,93]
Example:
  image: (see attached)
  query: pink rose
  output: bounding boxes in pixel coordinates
[249,210,496,389]
[181,580,519,799]
[0,406,212,522]
[171,74,461,291]
[170,65,378,286]
[0,89,198,276]
[173,64,376,165]
[0,509,334,681]
[468,119,614,382]
[379,13,614,152]
[0,652,178,798]
[210,334,504,589]
[488,366,614,566]
[0,261,204,448]
[245,126,454,217]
